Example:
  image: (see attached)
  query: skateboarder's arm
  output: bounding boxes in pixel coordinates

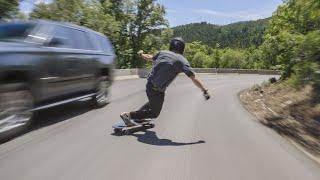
[138,50,154,61]
[189,75,207,92]
[190,75,211,100]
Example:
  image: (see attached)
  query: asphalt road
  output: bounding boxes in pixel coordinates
[0,74,320,180]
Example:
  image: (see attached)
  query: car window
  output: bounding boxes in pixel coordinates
[94,34,114,54]
[0,23,35,42]
[50,26,73,48]
[25,24,54,44]
[52,26,95,50]
[72,29,95,50]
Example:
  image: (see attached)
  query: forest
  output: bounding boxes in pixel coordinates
[0,0,319,88]
[173,19,269,49]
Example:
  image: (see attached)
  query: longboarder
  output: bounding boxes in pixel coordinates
[120,37,210,126]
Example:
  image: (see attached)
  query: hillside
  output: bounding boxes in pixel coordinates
[173,18,270,48]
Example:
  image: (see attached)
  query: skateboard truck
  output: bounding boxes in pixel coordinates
[112,119,155,136]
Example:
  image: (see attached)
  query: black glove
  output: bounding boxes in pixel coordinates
[203,89,210,100]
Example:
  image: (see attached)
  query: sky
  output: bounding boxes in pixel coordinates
[158,0,283,26]
[19,0,46,13]
[20,0,283,27]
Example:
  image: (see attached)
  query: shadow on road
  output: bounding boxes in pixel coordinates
[131,130,205,146]
[31,101,92,131]
[1,101,94,144]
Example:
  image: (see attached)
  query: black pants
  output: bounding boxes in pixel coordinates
[130,82,165,119]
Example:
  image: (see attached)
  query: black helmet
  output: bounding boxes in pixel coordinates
[169,37,185,54]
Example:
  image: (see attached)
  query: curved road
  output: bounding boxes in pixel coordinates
[0,74,319,180]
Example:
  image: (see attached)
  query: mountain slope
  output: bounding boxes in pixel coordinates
[173,18,270,48]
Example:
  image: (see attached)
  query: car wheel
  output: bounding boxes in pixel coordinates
[92,77,110,108]
[0,83,34,141]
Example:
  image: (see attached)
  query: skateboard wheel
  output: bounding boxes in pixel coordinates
[114,128,122,135]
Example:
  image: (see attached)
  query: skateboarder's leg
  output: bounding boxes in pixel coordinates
[130,86,164,119]
[138,102,151,111]
[147,89,164,118]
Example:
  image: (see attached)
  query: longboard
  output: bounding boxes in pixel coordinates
[112,119,155,135]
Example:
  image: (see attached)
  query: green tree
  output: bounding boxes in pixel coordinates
[31,0,168,69]
[31,0,120,40]
[173,18,269,49]
[220,49,247,69]
[81,1,119,41]
[248,48,265,69]
[184,41,209,62]
[107,0,134,68]
[129,0,167,67]
[212,45,222,68]
[0,0,19,19]
[299,30,320,62]
[30,2,55,19]
[192,52,207,68]
[31,0,84,22]
[260,0,320,83]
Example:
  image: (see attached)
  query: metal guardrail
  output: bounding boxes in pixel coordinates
[114,68,280,78]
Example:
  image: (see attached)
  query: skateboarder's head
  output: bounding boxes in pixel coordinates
[169,37,185,55]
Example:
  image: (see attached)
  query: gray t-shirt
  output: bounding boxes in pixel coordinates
[147,50,195,92]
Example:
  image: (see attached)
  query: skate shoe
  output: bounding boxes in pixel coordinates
[120,112,135,127]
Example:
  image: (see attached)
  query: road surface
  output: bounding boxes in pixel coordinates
[0,74,319,180]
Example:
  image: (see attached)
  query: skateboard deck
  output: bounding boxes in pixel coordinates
[112,119,155,135]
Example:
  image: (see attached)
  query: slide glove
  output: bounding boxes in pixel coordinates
[203,89,210,100]
[137,50,144,56]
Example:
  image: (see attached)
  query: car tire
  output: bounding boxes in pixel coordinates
[0,83,35,141]
[91,76,110,108]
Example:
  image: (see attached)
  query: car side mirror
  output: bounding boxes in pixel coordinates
[47,37,67,47]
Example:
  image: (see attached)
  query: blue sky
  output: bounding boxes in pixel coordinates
[158,0,283,26]
[19,0,50,14]
[20,0,283,27]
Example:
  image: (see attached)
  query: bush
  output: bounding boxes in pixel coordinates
[288,61,318,88]
[312,72,320,102]
[220,49,247,69]
[191,52,206,68]
[300,31,320,62]
[261,81,271,88]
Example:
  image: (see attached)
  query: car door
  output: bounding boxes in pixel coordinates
[45,25,87,97]
[68,30,97,92]
[56,26,99,95]
[24,23,63,101]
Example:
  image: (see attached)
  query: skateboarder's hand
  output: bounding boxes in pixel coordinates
[137,50,144,56]
[203,89,210,100]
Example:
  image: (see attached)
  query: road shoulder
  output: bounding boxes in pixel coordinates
[238,83,320,164]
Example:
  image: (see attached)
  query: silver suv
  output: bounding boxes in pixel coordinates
[0,20,116,140]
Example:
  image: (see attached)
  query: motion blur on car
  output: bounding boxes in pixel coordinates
[0,20,116,140]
